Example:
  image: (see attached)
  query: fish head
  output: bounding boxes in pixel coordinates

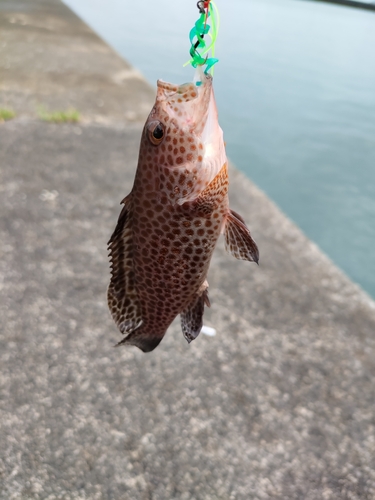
[139,67,227,203]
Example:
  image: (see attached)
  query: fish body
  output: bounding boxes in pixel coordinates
[108,70,259,352]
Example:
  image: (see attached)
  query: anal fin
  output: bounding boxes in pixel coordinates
[181,282,210,344]
[224,209,259,263]
[107,194,143,337]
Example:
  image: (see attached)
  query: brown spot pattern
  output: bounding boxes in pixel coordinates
[107,75,236,351]
[109,161,229,350]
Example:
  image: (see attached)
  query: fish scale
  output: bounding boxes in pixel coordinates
[108,71,259,352]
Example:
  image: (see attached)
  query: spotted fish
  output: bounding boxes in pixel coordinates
[108,69,259,352]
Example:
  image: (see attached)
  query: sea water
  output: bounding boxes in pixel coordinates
[64,0,375,298]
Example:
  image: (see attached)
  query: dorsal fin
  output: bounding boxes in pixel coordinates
[107,194,143,336]
[224,209,259,263]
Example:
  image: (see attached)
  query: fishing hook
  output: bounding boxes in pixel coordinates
[197,1,205,14]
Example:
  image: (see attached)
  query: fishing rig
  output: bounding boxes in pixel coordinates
[184,0,220,76]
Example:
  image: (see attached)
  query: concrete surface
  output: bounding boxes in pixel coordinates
[1,0,375,499]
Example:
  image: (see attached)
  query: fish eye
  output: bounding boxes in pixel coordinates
[148,121,165,145]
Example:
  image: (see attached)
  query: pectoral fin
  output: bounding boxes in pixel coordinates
[181,282,210,344]
[224,209,259,263]
[107,194,143,336]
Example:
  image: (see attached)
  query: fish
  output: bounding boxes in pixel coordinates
[107,68,259,352]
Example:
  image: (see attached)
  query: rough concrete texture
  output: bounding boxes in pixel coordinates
[0,0,154,123]
[1,1,375,499]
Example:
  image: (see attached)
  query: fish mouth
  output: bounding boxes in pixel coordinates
[157,66,212,97]
[156,67,226,185]
[156,67,213,133]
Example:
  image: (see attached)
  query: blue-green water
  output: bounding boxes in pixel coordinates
[64,0,375,298]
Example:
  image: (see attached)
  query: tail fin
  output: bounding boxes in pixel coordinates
[115,325,163,353]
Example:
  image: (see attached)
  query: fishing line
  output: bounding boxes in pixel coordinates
[184,0,220,75]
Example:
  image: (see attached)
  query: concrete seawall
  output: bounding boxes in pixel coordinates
[1,0,375,498]
[313,0,375,12]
